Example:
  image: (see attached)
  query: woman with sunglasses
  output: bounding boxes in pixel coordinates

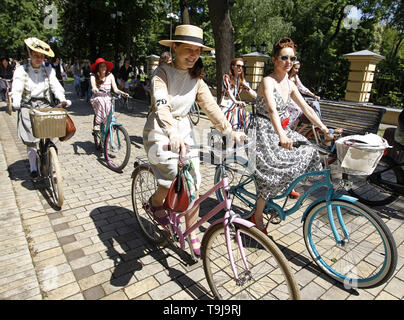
[248,37,332,235]
[288,60,321,128]
[220,58,256,131]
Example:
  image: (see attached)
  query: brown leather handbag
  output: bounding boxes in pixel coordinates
[59,114,76,142]
[164,166,190,212]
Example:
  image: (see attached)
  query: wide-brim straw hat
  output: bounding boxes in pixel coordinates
[24,37,55,57]
[90,58,114,73]
[159,24,214,51]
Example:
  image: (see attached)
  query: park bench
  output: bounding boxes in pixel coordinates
[300,98,386,136]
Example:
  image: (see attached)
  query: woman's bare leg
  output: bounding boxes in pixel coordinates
[252,198,266,230]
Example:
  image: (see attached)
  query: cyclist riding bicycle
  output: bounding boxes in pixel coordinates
[220,58,257,131]
[394,109,404,147]
[89,58,128,131]
[11,37,71,179]
[0,57,14,101]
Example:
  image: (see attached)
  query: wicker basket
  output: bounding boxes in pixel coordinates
[335,133,389,176]
[29,108,67,139]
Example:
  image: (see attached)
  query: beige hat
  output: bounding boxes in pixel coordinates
[159,25,214,51]
[24,37,55,57]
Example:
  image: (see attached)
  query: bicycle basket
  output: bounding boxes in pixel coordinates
[29,108,67,139]
[335,133,390,175]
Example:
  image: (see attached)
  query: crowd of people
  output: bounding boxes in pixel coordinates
[3,25,336,242]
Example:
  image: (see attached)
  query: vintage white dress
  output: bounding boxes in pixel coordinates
[143,63,232,188]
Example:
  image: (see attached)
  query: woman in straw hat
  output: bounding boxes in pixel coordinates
[11,37,71,179]
[89,57,128,130]
[143,24,246,256]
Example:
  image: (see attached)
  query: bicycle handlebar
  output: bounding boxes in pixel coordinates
[278,140,330,155]
[164,141,253,157]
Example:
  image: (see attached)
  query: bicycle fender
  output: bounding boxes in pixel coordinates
[300,194,358,223]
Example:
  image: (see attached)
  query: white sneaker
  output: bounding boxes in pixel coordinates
[93,125,100,131]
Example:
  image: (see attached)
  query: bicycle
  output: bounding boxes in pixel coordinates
[131,144,300,300]
[342,140,404,207]
[92,90,131,172]
[188,101,200,125]
[25,101,68,208]
[214,140,398,289]
[0,77,12,115]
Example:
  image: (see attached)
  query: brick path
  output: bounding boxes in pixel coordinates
[0,84,403,300]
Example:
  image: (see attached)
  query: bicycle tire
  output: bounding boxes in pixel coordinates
[188,102,200,125]
[131,165,169,246]
[7,91,12,115]
[303,199,397,288]
[202,222,300,300]
[346,156,402,207]
[93,130,102,151]
[214,157,257,219]
[47,147,64,208]
[104,125,131,172]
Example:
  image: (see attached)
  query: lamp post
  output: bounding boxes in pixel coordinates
[166,12,179,54]
[111,10,122,66]
[251,42,267,54]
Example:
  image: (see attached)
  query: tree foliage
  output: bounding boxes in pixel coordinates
[0,0,402,107]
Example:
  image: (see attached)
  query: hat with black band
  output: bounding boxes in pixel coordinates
[159,25,213,51]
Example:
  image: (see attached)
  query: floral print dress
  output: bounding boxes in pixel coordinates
[248,89,322,201]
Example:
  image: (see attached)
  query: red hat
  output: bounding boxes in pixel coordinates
[90,58,114,73]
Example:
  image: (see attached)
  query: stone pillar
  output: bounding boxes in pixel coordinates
[344,50,384,103]
[146,54,160,78]
[241,52,270,102]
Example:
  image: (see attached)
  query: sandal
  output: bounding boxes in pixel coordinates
[289,190,300,199]
[250,214,268,236]
[190,237,201,257]
[147,197,170,226]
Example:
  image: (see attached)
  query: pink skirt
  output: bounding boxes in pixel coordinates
[91,92,112,125]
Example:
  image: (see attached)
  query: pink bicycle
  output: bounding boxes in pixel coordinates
[131,144,300,300]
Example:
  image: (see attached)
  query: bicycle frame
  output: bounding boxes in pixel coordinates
[98,99,123,149]
[140,161,255,279]
[368,158,404,195]
[228,163,358,245]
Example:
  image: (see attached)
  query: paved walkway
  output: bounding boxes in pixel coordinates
[0,84,403,300]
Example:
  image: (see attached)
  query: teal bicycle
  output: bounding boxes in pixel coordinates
[214,140,397,289]
[92,90,131,172]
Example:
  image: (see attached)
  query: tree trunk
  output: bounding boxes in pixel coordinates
[180,0,190,24]
[208,0,234,103]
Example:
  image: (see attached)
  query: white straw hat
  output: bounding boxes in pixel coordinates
[24,37,55,57]
[159,25,214,51]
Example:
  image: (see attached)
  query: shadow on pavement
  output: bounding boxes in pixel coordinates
[7,159,62,211]
[89,205,213,299]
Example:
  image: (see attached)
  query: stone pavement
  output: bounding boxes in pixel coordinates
[0,84,403,300]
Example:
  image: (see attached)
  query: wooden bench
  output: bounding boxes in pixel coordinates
[299,99,386,136]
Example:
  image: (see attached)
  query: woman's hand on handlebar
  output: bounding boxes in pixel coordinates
[229,131,247,144]
[59,100,72,108]
[279,133,293,150]
[92,87,99,94]
[169,135,188,157]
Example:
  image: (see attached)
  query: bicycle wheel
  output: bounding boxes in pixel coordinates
[47,147,64,208]
[303,199,397,288]
[93,130,102,151]
[214,157,257,219]
[188,102,200,125]
[131,165,169,245]
[7,91,12,115]
[104,125,131,172]
[202,222,300,300]
[346,156,402,207]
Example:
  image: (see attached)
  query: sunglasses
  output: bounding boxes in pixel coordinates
[279,55,297,62]
[234,64,244,68]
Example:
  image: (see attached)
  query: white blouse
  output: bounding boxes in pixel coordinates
[12,63,66,108]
